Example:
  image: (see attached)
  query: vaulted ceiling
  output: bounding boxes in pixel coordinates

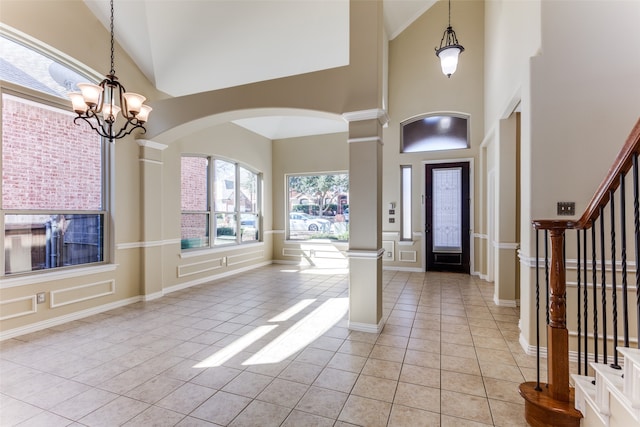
[84,0,436,139]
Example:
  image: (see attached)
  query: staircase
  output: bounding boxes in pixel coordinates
[573,347,640,427]
[520,118,640,427]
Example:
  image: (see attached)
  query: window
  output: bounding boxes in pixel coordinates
[2,34,106,276]
[401,113,469,153]
[287,173,348,241]
[181,156,261,250]
[401,165,412,240]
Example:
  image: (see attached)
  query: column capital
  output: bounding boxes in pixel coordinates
[342,108,389,127]
[137,139,168,151]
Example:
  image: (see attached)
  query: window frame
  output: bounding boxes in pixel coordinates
[285,171,349,242]
[400,112,470,153]
[181,155,262,251]
[400,165,412,241]
[1,29,111,278]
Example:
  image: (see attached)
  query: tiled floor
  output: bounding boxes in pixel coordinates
[0,265,536,426]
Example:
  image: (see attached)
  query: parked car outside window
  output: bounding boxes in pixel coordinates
[289,212,331,232]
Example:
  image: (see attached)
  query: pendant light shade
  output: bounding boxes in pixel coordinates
[435,1,464,78]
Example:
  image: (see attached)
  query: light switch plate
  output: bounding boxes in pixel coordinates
[557,202,575,216]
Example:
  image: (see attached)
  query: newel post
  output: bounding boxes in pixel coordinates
[520,220,581,427]
[546,226,570,402]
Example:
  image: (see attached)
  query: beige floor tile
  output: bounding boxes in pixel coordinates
[221,371,273,398]
[281,410,334,427]
[361,358,402,380]
[440,354,481,375]
[191,366,243,389]
[123,405,185,426]
[338,340,374,357]
[256,378,309,407]
[441,370,486,397]
[441,390,493,425]
[125,375,185,404]
[326,352,367,373]
[441,342,477,359]
[488,399,528,427]
[393,382,440,413]
[190,391,251,425]
[278,361,324,385]
[313,367,359,393]
[369,344,406,362]
[295,386,349,419]
[229,400,290,427]
[351,374,398,402]
[403,348,441,369]
[399,364,440,388]
[475,347,517,366]
[407,337,440,353]
[479,361,525,383]
[156,383,217,415]
[338,395,392,427]
[441,414,493,427]
[483,378,524,404]
[78,396,150,427]
[387,404,440,426]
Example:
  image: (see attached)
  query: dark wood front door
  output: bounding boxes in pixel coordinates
[425,162,470,273]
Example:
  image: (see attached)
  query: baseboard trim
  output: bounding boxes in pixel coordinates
[348,319,384,334]
[0,296,141,341]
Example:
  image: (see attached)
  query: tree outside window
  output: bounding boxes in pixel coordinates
[287,173,349,241]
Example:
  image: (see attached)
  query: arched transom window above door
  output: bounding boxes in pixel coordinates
[401,113,470,153]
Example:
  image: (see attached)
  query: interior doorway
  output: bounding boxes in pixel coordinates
[425,162,471,273]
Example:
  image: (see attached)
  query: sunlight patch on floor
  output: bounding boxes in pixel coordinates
[193,324,278,368]
[243,297,348,365]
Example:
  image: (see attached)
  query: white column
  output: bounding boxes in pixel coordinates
[137,139,168,300]
[344,109,388,333]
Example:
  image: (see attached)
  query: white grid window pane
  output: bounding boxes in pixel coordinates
[432,167,462,252]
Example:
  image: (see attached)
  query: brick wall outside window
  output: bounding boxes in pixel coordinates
[2,95,102,210]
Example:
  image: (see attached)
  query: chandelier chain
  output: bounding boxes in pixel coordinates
[109,0,115,76]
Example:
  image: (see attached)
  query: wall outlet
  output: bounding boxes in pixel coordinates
[557,202,576,216]
[36,292,46,304]
[389,218,395,223]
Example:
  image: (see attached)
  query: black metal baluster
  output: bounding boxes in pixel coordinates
[610,189,621,369]
[634,154,640,349]
[535,229,542,391]
[577,229,582,375]
[583,228,589,375]
[600,209,608,364]
[592,223,599,363]
[620,174,629,348]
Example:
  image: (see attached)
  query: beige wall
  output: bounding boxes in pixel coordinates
[384,0,484,272]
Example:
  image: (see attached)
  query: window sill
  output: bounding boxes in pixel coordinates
[1,263,117,289]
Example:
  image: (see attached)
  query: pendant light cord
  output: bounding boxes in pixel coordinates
[448,0,452,28]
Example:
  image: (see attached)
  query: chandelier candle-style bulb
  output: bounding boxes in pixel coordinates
[69,92,89,114]
[136,104,152,123]
[77,83,103,107]
[123,92,146,115]
[102,103,121,123]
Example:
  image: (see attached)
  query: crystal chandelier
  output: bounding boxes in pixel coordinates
[435,0,465,78]
[69,0,151,142]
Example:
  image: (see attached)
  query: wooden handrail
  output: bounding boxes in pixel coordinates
[574,118,640,229]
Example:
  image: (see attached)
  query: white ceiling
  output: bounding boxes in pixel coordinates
[83,0,435,139]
